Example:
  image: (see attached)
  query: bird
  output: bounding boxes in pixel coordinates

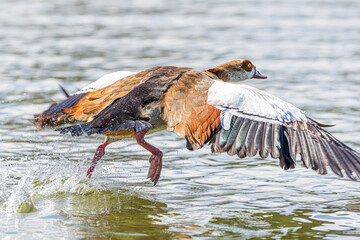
[34,59,360,185]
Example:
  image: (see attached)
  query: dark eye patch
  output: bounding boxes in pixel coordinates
[241,60,253,72]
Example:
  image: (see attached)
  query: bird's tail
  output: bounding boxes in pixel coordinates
[34,89,87,129]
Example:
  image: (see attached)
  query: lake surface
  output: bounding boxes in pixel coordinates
[1,0,360,239]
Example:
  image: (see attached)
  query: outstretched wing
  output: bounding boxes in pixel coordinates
[207,81,360,180]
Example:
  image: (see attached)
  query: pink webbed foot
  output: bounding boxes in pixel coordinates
[147,152,163,185]
[86,140,108,178]
[134,129,163,185]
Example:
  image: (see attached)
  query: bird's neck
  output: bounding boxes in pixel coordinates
[203,67,231,82]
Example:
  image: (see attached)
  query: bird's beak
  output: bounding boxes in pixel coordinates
[252,69,267,79]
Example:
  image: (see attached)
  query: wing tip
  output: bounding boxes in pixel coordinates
[307,116,336,128]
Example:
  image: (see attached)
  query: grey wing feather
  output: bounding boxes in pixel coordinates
[208,81,360,180]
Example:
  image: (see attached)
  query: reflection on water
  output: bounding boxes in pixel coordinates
[1,0,360,239]
[67,191,170,239]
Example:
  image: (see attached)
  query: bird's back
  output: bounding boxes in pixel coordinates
[34,66,196,129]
[57,66,217,138]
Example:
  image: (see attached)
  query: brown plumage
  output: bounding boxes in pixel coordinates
[34,59,360,185]
[160,70,221,150]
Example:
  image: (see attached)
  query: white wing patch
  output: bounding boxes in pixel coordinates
[207,81,307,130]
[76,71,136,94]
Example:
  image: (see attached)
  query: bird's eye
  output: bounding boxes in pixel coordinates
[248,63,252,69]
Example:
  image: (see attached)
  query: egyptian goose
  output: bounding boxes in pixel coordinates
[34,59,360,185]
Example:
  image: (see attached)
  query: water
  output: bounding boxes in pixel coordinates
[1,0,360,239]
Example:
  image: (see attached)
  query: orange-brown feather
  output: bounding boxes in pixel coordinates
[160,70,221,149]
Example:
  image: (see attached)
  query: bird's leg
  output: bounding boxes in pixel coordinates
[134,129,163,185]
[86,137,110,178]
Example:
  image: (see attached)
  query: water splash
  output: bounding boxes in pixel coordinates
[0,153,106,214]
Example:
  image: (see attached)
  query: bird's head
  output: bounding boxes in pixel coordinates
[205,59,267,82]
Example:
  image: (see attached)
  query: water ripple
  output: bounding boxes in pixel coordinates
[1,0,360,239]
